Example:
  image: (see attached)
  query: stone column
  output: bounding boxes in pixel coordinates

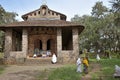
[42,40,47,51]
[4,29,12,58]
[22,29,28,58]
[12,32,16,51]
[57,28,62,62]
[73,28,79,59]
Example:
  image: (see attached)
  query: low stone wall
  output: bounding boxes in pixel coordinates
[58,51,77,64]
[4,57,16,64]
[4,57,26,65]
[0,58,4,64]
[3,51,26,64]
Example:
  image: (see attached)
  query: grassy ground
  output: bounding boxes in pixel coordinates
[0,65,5,74]
[0,52,4,74]
[86,58,120,80]
[37,64,83,80]
[0,52,3,58]
[48,65,82,80]
[98,58,120,80]
[37,58,120,80]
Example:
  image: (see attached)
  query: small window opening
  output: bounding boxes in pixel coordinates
[62,28,73,50]
[34,13,36,16]
[38,11,40,14]
[47,39,51,50]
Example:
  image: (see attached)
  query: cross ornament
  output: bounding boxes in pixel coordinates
[42,0,47,5]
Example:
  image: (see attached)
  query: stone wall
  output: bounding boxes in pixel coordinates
[57,28,79,63]
[4,29,12,58]
[28,27,57,57]
[4,29,28,64]
[4,27,80,64]
[27,5,61,20]
[22,29,28,57]
[72,28,79,60]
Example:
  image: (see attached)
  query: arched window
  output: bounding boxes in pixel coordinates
[42,7,46,16]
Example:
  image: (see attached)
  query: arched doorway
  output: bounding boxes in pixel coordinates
[46,39,56,56]
[39,40,42,50]
[34,39,42,50]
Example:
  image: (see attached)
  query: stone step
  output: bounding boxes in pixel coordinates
[23,57,52,65]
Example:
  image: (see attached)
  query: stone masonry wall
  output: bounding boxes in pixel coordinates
[22,29,28,58]
[28,27,57,57]
[4,29,28,64]
[57,28,79,63]
[4,29,12,58]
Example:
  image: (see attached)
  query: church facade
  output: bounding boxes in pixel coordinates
[0,5,84,64]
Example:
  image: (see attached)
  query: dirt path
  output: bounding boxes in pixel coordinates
[0,64,64,80]
[81,62,101,80]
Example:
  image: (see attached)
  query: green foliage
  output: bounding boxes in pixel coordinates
[0,5,18,25]
[48,65,82,80]
[91,1,108,18]
[0,5,18,51]
[71,1,120,54]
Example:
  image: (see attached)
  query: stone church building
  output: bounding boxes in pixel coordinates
[0,5,84,64]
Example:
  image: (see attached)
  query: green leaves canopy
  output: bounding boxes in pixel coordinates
[71,1,120,53]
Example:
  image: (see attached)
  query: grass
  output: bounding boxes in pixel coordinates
[37,58,120,80]
[37,68,51,80]
[0,65,5,74]
[0,52,5,74]
[37,65,82,80]
[0,52,3,58]
[48,65,82,80]
[98,58,120,80]
[90,58,120,80]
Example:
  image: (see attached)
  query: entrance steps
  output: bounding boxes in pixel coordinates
[23,57,52,65]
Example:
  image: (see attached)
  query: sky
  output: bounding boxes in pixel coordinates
[0,0,111,21]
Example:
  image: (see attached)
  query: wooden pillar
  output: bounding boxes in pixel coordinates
[4,29,12,58]
[22,29,28,58]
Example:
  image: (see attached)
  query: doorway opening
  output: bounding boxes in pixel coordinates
[47,39,51,50]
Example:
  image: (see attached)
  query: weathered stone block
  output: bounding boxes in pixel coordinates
[4,57,16,64]
[16,58,26,64]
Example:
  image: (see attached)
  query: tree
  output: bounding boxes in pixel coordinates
[91,1,108,18]
[0,5,18,52]
[71,1,120,55]
[110,0,120,52]
[110,0,120,26]
[0,5,18,24]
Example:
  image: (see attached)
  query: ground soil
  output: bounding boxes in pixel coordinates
[0,62,101,80]
[0,64,64,80]
[81,62,101,80]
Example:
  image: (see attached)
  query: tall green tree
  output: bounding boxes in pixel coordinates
[0,5,18,51]
[91,1,108,18]
[0,5,18,24]
[110,0,120,26]
[71,1,120,54]
[110,0,120,52]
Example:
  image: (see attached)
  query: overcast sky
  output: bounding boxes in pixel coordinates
[0,0,111,21]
